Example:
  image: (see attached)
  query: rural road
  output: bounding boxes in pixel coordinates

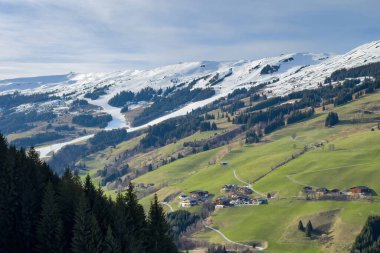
[286,174,312,187]
[202,221,259,250]
[160,202,174,212]
[229,166,266,197]
[285,162,380,188]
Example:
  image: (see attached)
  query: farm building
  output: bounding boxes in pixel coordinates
[344,186,373,196]
[190,190,209,199]
[178,194,188,200]
[180,197,198,208]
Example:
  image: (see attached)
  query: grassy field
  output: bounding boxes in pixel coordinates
[196,200,380,253]
[131,92,380,252]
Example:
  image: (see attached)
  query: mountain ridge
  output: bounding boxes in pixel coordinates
[2,40,380,141]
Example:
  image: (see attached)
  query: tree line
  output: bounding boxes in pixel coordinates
[10,132,65,148]
[0,110,57,135]
[133,87,215,127]
[140,115,204,149]
[0,134,178,253]
[326,61,380,82]
[108,87,157,108]
[325,112,339,127]
[351,215,380,253]
[48,128,135,175]
[72,114,112,128]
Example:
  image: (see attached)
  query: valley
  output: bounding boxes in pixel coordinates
[2,40,380,253]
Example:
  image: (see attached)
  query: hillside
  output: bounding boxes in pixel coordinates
[2,40,380,253]
[0,41,379,158]
[131,91,380,252]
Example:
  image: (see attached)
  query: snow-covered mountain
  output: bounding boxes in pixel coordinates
[2,40,380,132]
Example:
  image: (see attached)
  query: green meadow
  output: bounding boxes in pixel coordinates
[132,92,380,252]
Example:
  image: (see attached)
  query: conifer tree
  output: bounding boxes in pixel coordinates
[298,220,305,232]
[84,174,96,207]
[71,194,104,253]
[0,135,16,251]
[36,182,65,253]
[0,138,178,253]
[104,226,121,253]
[305,220,313,237]
[114,192,131,253]
[351,215,380,253]
[125,183,147,253]
[325,112,339,127]
[147,194,177,253]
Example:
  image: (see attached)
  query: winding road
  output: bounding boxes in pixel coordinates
[229,166,266,197]
[160,202,174,212]
[202,221,259,250]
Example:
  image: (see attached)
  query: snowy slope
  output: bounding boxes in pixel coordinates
[3,40,380,131]
[27,40,380,158]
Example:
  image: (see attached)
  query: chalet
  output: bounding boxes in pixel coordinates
[180,197,198,208]
[214,196,231,208]
[303,186,313,193]
[256,198,268,205]
[330,189,341,195]
[178,194,188,200]
[230,195,252,206]
[221,184,253,195]
[190,190,209,199]
[316,187,329,195]
[237,186,253,195]
[222,184,237,192]
[316,187,329,193]
[346,186,372,196]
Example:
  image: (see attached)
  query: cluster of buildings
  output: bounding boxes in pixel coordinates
[214,195,268,208]
[302,185,373,200]
[179,190,210,207]
[221,184,254,195]
[135,182,155,189]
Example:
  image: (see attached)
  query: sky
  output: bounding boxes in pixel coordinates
[0,0,379,79]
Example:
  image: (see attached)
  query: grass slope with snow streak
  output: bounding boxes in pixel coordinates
[2,41,380,129]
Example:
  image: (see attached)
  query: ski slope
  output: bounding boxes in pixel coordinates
[5,40,380,157]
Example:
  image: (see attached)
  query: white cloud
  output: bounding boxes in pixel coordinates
[0,0,379,78]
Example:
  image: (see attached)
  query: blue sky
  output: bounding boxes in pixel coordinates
[0,0,379,78]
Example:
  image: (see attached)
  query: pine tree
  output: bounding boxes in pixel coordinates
[27,147,42,166]
[125,183,147,253]
[114,192,131,253]
[305,220,313,237]
[351,215,380,253]
[58,169,82,248]
[71,194,104,253]
[298,220,305,232]
[0,139,178,253]
[147,194,177,253]
[89,215,104,253]
[0,135,17,251]
[36,182,65,253]
[104,226,121,253]
[84,174,96,207]
[325,112,339,127]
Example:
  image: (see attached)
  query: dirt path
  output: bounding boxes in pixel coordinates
[286,174,314,187]
[160,202,174,212]
[285,161,380,187]
[229,166,266,197]
[202,221,256,250]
